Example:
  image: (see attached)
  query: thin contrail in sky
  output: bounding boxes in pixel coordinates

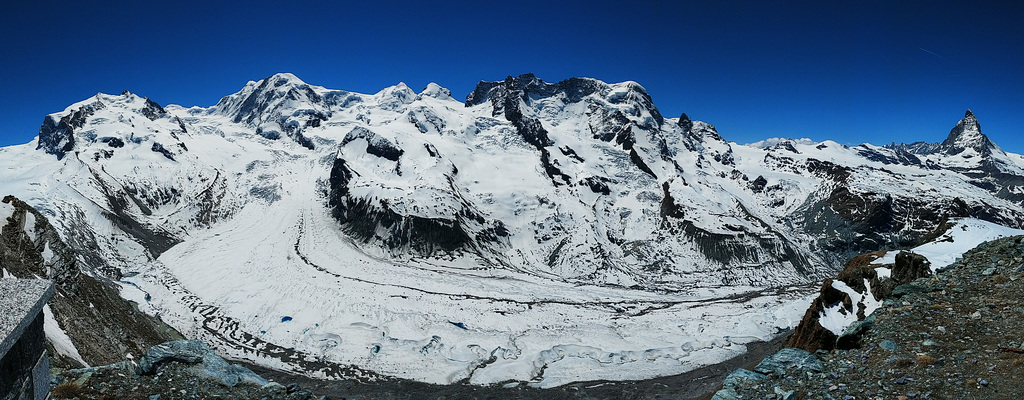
[919,47,950,62]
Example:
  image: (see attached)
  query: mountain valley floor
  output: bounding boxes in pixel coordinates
[239,335,786,400]
[48,330,787,400]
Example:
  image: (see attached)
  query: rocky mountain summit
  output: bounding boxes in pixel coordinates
[712,233,1024,400]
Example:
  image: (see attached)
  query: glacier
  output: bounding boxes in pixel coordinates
[3,73,1024,387]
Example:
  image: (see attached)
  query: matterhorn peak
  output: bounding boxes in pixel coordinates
[940,108,993,156]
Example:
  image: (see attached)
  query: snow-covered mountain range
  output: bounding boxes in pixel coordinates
[3,73,1024,386]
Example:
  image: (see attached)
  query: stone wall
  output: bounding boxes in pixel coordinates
[0,279,54,400]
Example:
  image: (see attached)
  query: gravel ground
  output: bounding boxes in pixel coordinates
[51,361,299,400]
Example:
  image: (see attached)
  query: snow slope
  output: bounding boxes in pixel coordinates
[871,218,1024,271]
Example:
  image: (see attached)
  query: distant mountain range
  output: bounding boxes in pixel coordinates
[3,73,1023,386]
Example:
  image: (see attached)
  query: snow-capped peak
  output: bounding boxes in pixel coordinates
[746,137,818,149]
[418,82,453,101]
[374,82,417,110]
[267,72,306,86]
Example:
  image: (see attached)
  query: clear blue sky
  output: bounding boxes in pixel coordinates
[2,1,1023,153]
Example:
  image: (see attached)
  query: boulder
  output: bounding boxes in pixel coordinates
[711,368,767,400]
[138,340,211,374]
[137,339,270,387]
[836,314,876,350]
[753,348,823,376]
[199,352,270,387]
[892,251,931,284]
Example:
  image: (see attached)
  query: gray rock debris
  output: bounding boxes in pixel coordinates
[137,339,270,387]
[711,368,767,400]
[753,348,823,376]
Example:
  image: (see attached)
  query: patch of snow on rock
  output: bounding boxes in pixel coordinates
[44,304,89,367]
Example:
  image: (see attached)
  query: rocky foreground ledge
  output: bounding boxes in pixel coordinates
[711,235,1024,400]
[51,340,323,400]
[50,337,783,399]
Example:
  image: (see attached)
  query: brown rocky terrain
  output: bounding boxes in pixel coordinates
[712,235,1024,399]
[786,250,933,353]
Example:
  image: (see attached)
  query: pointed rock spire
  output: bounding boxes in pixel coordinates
[939,109,993,156]
[678,113,693,133]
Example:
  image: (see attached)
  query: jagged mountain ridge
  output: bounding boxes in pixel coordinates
[5,73,1024,386]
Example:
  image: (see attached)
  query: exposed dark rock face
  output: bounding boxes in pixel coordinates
[717,235,1024,400]
[341,127,403,161]
[140,97,167,121]
[891,251,931,283]
[888,140,941,155]
[467,73,668,182]
[580,176,612,195]
[629,148,656,178]
[2,196,80,286]
[37,101,104,160]
[468,73,663,135]
[786,249,936,352]
[660,181,686,219]
[326,156,507,258]
[474,75,578,187]
[588,104,635,150]
[151,142,176,161]
[749,175,768,193]
[85,166,182,259]
[856,145,923,166]
[0,195,181,369]
[468,74,598,110]
[100,137,124,148]
[677,113,693,132]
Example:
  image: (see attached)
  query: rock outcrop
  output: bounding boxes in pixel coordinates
[786,250,932,352]
[137,340,270,387]
[51,340,314,399]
